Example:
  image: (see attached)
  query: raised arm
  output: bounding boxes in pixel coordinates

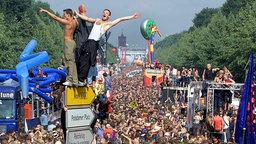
[120,133,132,144]
[212,67,220,72]
[39,8,69,25]
[75,11,97,23]
[202,69,206,80]
[104,13,141,31]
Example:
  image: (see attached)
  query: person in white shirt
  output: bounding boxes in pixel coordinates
[223,111,231,143]
[47,121,56,131]
[75,9,140,85]
[171,66,177,86]
[193,110,203,136]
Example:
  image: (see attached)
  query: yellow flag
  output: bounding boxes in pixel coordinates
[129,100,138,109]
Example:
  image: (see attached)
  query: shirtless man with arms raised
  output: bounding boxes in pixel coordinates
[40,8,79,87]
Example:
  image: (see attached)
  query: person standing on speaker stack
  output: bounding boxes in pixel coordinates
[75,8,140,86]
[73,4,92,67]
[39,8,80,87]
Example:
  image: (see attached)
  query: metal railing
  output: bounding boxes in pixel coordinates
[162,81,245,130]
[186,81,244,130]
[28,92,62,119]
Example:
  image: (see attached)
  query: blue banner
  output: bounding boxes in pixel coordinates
[235,53,256,144]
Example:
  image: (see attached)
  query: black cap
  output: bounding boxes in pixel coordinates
[103,72,108,77]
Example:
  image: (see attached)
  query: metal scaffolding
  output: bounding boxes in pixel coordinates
[161,82,245,130]
[186,81,244,130]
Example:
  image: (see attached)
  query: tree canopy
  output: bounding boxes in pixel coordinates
[155,0,256,82]
[192,7,218,28]
[0,0,64,69]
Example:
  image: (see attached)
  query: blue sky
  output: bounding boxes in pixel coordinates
[39,0,226,48]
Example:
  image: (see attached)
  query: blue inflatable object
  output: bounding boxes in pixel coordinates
[0,73,13,82]
[0,69,16,74]
[0,67,65,103]
[16,62,29,98]
[20,39,38,61]
[0,40,66,103]
[0,74,8,82]
[30,68,66,87]
[29,87,53,103]
[16,40,50,98]
[38,87,53,93]
[16,54,49,98]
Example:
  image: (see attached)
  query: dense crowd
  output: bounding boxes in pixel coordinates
[0,2,242,143]
[89,63,238,144]
[0,63,239,144]
[0,122,64,144]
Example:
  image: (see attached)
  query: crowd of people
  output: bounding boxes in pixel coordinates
[0,62,239,144]
[0,118,65,143]
[88,63,239,143]
[0,2,242,144]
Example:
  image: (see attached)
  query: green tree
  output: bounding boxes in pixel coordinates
[0,13,13,68]
[0,0,33,21]
[221,0,255,17]
[155,1,256,82]
[192,7,218,28]
[0,0,64,69]
[155,33,183,49]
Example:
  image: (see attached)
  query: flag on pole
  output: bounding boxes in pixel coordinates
[24,119,28,133]
[235,52,256,144]
[129,100,138,109]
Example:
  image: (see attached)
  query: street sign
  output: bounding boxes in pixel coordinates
[66,107,95,128]
[65,86,96,107]
[66,128,94,144]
